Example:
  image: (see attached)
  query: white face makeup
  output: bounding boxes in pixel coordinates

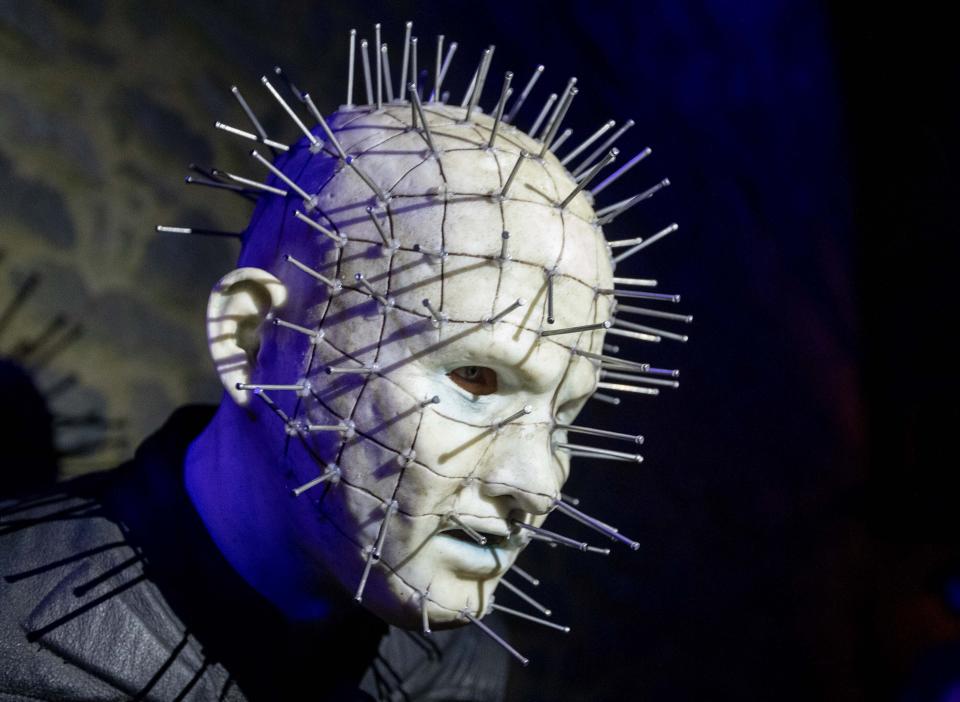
[243,102,615,628]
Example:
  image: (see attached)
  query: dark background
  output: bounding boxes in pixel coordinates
[2,1,958,699]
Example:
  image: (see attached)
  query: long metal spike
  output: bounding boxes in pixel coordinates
[303,94,348,160]
[422,298,448,326]
[292,465,341,497]
[592,147,652,196]
[294,210,346,246]
[539,320,610,337]
[499,577,552,616]
[236,382,308,394]
[512,521,591,551]
[505,64,544,123]
[500,150,527,198]
[219,171,287,197]
[597,178,671,225]
[373,499,399,559]
[554,423,643,444]
[408,85,437,154]
[539,77,576,144]
[445,513,487,545]
[540,85,576,153]
[590,391,621,405]
[355,545,376,602]
[347,29,357,107]
[550,128,573,152]
[460,609,529,666]
[604,327,661,343]
[260,76,319,148]
[560,119,615,166]
[410,36,419,99]
[554,500,640,550]
[528,92,557,137]
[597,289,680,303]
[420,590,431,635]
[433,34,444,103]
[498,405,533,427]
[250,150,315,205]
[509,564,540,587]
[360,39,374,105]
[554,442,643,462]
[596,381,660,396]
[611,276,657,287]
[612,318,688,343]
[273,317,324,344]
[465,47,494,122]
[399,22,412,101]
[374,24,383,109]
[367,206,392,246]
[230,85,270,144]
[600,369,681,387]
[381,43,394,102]
[486,297,525,324]
[572,119,635,176]
[487,71,513,148]
[611,222,680,264]
[546,271,555,324]
[215,122,290,152]
[432,40,458,102]
[284,254,343,293]
[571,348,650,372]
[560,148,617,208]
[250,387,291,425]
[156,225,242,239]
[614,303,693,323]
[491,603,570,633]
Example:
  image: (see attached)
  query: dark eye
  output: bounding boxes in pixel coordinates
[448,366,498,395]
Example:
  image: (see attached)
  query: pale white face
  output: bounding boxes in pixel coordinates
[250,103,613,627]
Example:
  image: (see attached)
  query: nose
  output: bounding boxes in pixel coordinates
[476,422,559,516]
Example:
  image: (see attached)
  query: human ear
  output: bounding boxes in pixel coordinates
[206,267,288,406]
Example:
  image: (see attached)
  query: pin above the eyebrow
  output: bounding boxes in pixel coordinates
[422,298,448,326]
[484,297,525,325]
[291,464,342,497]
[539,320,611,337]
[460,609,529,666]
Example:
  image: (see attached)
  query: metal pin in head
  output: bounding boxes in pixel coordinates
[380,42,394,102]
[355,545,376,603]
[540,320,611,338]
[505,64,544,123]
[325,362,380,375]
[444,513,487,545]
[498,577,552,617]
[304,421,356,438]
[460,608,529,666]
[250,150,317,208]
[230,85,271,147]
[555,441,643,464]
[487,71,513,148]
[550,128,574,152]
[420,590,432,635]
[412,243,447,260]
[559,148,618,209]
[498,231,511,262]
[360,38,374,105]
[283,254,343,294]
[347,29,357,107]
[375,23,383,109]
[292,464,341,497]
[294,210,346,247]
[491,603,570,633]
[572,119,635,176]
[272,317,324,345]
[499,151,527,200]
[464,47,494,122]
[260,76,319,148]
[484,298,525,325]
[529,92,557,138]
[156,225,243,239]
[353,272,394,309]
[408,84,437,155]
[592,146,653,196]
[372,499,399,560]
[421,395,441,408]
[545,269,556,324]
[509,564,540,587]
[215,122,290,152]
[366,206,398,252]
[497,405,533,428]
[560,119,615,166]
[422,298,448,327]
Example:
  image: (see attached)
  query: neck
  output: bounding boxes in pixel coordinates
[184,398,341,622]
